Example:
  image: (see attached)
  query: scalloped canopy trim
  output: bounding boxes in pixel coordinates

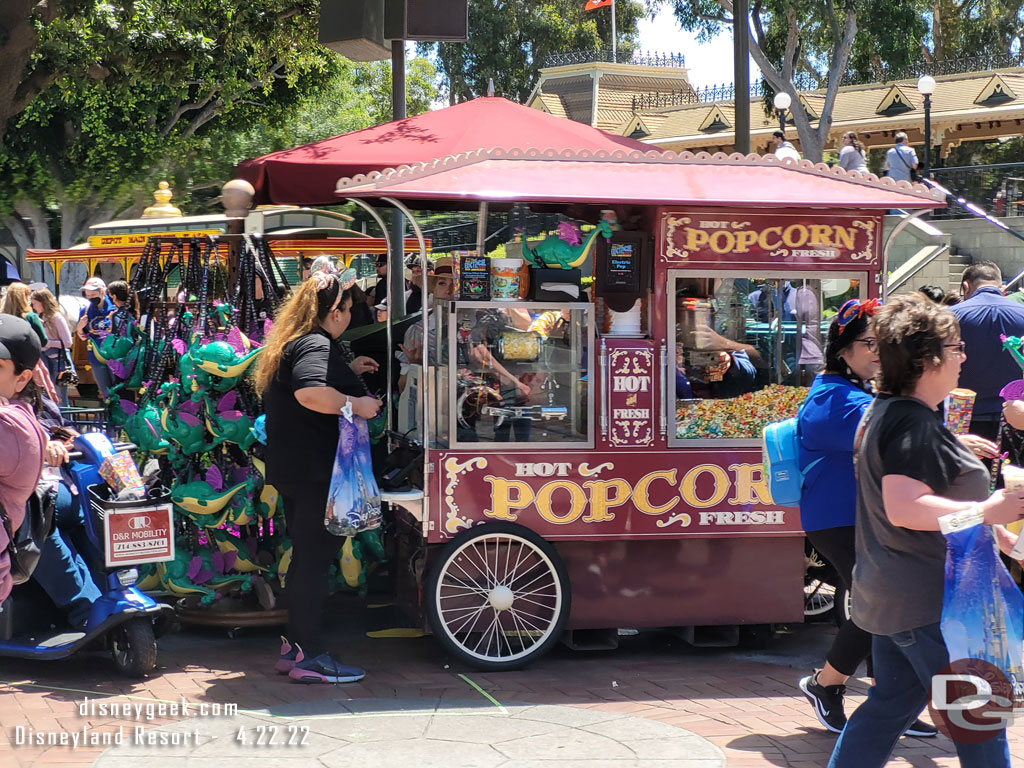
[335,147,945,202]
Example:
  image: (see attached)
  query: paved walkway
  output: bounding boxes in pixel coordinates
[2,601,1022,767]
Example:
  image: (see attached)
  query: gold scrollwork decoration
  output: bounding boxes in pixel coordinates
[443,456,488,534]
[664,216,692,261]
[850,220,877,262]
[656,512,692,528]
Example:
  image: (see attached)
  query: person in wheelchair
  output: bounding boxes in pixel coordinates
[0,314,100,628]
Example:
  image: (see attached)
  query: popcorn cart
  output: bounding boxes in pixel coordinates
[337,149,945,670]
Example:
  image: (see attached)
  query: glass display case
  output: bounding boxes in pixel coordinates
[447,301,593,448]
[667,270,866,446]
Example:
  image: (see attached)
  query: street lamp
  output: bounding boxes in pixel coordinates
[773,91,792,133]
[917,74,936,178]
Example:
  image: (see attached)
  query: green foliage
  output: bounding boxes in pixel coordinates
[420,0,644,104]
[0,2,435,245]
[186,56,437,212]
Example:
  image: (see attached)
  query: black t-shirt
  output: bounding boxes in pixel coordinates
[853,395,989,634]
[877,398,970,494]
[264,330,364,487]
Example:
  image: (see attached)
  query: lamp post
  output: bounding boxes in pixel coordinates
[773,91,791,133]
[917,74,936,179]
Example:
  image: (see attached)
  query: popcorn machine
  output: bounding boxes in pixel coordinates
[335,149,945,670]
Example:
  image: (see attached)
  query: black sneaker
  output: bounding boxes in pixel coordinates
[904,718,938,738]
[798,670,847,733]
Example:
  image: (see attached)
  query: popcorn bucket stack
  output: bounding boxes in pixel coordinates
[98,451,145,500]
[944,388,976,435]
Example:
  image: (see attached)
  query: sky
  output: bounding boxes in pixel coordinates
[636,4,760,89]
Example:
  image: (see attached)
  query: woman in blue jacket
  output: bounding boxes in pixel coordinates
[796,299,937,737]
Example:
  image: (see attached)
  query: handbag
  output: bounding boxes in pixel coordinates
[324,413,382,537]
[1,481,57,585]
[55,342,78,387]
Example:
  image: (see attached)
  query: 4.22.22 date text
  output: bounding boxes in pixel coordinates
[235,725,309,746]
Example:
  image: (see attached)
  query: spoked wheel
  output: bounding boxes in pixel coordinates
[111,617,157,677]
[804,578,837,617]
[426,522,570,671]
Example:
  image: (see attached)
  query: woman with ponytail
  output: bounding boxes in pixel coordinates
[838,131,867,173]
[257,271,381,684]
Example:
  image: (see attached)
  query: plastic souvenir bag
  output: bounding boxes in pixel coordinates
[324,413,382,537]
[941,524,1024,691]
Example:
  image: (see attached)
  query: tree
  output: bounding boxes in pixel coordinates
[0,1,334,252]
[0,1,75,150]
[922,0,1024,62]
[421,0,645,105]
[668,0,926,161]
[183,57,438,213]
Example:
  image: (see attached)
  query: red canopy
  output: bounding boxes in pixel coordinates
[238,97,655,205]
[334,149,947,211]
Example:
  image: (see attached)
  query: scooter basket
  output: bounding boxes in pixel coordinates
[87,485,174,568]
[87,484,171,522]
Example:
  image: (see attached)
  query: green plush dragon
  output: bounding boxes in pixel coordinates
[522,218,614,269]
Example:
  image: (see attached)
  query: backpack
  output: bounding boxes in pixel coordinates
[1,482,57,585]
[762,405,822,507]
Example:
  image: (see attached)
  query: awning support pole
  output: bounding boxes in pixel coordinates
[345,198,394,437]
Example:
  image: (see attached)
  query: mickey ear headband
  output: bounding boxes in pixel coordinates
[837,298,881,328]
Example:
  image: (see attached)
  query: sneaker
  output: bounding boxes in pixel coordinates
[274,636,302,674]
[904,718,938,738]
[288,650,365,684]
[798,670,847,734]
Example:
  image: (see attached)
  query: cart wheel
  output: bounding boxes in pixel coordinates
[111,618,157,677]
[835,585,852,627]
[426,522,570,671]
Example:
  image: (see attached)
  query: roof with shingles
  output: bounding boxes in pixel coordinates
[635,69,1024,151]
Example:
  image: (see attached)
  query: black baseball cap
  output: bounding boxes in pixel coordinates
[0,313,41,371]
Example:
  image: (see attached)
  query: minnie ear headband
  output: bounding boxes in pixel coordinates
[836,298,881,329]
[312,268,358,313]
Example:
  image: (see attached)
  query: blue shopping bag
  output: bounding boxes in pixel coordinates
[941,524,1024,692]
[324,414,382,537]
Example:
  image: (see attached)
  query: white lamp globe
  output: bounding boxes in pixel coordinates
[917,75,936,95]
[773,91,792,111]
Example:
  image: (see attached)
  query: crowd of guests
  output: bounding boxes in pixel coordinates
[769,129,921,185]
[796,261,1024,767]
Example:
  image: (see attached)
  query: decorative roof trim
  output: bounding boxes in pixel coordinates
[698,105,732,132]
[876,85,917,116]
[335,147,945,202]
[976,74,1017,105]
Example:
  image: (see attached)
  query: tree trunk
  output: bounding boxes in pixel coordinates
[744,7,858,163]
[0,1,60,148]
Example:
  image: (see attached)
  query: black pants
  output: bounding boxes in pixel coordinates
[279,482,340,658]
[807,526,873,678]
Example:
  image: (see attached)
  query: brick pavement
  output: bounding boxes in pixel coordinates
[1,606,1022,767]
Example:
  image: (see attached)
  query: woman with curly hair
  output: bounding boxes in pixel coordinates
[829,294,1024,768]
[255,271,381,684]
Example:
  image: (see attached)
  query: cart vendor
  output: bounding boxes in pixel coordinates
[395,258,457,437]
[256,271,380,685]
